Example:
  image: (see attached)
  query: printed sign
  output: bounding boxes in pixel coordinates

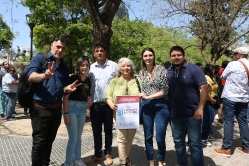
[116,96,140,129]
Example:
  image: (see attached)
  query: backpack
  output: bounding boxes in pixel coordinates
[17,54,48,108]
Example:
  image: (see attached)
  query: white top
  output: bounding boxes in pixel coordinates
[221,58,249,102]
[88,59,118,103]
[2,73,18,93]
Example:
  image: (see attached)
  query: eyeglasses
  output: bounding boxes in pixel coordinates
[53,36,68,45]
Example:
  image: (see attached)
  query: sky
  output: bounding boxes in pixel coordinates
[0,0,150,52]
[0,0,158,53]
[0,0,31,51]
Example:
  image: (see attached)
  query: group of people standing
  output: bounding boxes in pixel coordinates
[14,34,249,166]
[0,61,19,121]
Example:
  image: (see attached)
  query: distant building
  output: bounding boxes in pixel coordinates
[115,2,129,19]
[99,1,129,19]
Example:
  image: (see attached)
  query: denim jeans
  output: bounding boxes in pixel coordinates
[141,98,170,161]
[90,103,113,158]
[31,105,62,166]
[4,92,16,120]
[202,100,217,140]
[0,89,5,115]
[222,98,249,150]
[64,100,87,165]
[170,117,204,166]
[247,105,249,122]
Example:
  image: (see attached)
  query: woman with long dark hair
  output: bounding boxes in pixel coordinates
[201,64,219,146]
[138,48,170,166]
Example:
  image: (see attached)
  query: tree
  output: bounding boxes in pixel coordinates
[85,0,122,59]
[149,0,249,64]
[110,17,208,70]
[22,0,93,71]
[0,14,14,51]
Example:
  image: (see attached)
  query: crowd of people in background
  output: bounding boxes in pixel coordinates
[1,37,249,166]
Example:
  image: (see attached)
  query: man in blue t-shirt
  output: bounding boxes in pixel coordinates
[167,46,208,166]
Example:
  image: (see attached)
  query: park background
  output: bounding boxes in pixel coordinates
[1,0,249,72]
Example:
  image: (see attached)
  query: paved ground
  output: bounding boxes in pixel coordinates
[1,106,249,166]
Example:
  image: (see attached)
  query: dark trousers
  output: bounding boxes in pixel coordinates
[30,106,62,166]
[90,103,113,157]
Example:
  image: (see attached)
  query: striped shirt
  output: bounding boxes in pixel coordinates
[89,59,118,103]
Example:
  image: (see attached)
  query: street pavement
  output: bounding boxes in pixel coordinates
[1,107,249,166]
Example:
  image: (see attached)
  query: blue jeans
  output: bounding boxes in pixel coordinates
[90,103,113,157]
[141,98,170,161]
[170,117,204,166]
[64,100,87,165]
[4,92,16,120]
[0,89,5,115]
[247,106,249,122]
[202,100,217,139]
[222,98,249,150]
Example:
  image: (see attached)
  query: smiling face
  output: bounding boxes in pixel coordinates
[50,40,67,59]
[79,60,90,75]
[120,61,132,77]
[142,50,155,67]
[170,50,185,68]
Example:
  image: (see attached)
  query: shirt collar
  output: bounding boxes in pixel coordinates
[95,58,109,67]
[169,60,188,70]
[48,52,65,64]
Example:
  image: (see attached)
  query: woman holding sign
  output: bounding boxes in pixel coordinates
[138,48,170,166]
[105,57,141,166]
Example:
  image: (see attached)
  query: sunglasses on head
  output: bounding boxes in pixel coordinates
[53,36,68,45]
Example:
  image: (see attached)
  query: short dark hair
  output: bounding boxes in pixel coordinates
[2,61,8,66]
[8,66,15,72]
[222,60,229,68]
[164,61,171,68]
[53,36,68,45]
[170,46,185,56]
[195,62,203,67]
[94,42,106,51]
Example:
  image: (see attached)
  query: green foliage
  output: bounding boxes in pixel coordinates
[0,14,14,51]
[111,18,209,70]
[22,0,92,71]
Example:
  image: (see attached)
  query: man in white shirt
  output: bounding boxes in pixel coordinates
[2,66,19,121]
[215,47,249,155]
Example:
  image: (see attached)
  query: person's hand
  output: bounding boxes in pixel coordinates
[44,62,55,79]
[109,102,118,111]
[64,80,82,94]
[210,98,216,104]
[64,114,70,126]
[193,108,203,120]
[86,96,92,109]
[138,93,148,100]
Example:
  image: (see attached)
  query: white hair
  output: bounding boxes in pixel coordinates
[116,57,136,77]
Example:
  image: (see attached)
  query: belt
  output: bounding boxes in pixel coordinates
[95,102,107,105]
[32,102,62,108]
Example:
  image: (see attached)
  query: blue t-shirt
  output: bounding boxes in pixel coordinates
[167,61,206,117]
[27,52,70,104]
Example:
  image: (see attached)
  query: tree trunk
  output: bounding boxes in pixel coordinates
[85,0,122,60]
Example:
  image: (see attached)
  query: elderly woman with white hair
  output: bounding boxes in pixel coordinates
[105,57,141,166]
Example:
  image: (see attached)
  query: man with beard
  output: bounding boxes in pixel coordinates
[167,46,208,166]
[27,36,81,166]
